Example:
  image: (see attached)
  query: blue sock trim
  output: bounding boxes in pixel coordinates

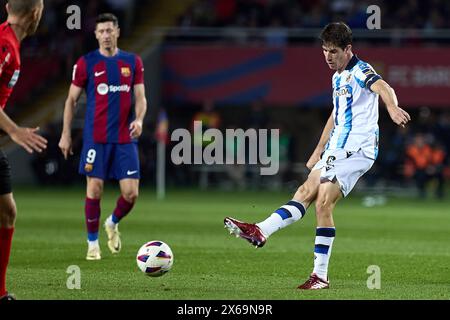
[275,208,292,220]
[88,232,98,241]
[287,200,306,216]
[316,228,336,237]
[314,244,330,254]
[112,214,120,224]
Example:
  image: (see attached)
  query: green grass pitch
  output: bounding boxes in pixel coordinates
[7,187,450,300]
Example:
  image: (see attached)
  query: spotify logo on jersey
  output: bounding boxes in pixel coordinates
[97,83,109,95]
[97,83,131,95]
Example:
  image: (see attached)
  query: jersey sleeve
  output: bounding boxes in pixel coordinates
[72,56,88,88]
[0,42,13,79]
[134,55,144,85]
[355,63,382,92]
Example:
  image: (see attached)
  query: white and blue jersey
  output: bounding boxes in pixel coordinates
[326,55,381,160]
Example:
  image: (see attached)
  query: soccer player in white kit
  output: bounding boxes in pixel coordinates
[224,22,411,290]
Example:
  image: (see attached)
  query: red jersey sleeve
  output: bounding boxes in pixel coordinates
[0,42,13,79]
[72,56,87,88]
[134,55,144,85]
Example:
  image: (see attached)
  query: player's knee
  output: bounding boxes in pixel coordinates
[122,190,138,204]
[294,183,315,203]
[89,189,103,199]
[0,203,17,226]
[88,183,103,199]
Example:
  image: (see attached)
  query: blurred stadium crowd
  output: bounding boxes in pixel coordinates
[178,0,450,30]
[1,0,448,198]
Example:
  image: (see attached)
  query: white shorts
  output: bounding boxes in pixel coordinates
[312,148,374,197]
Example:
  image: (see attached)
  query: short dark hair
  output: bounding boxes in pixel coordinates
[95,13,119,28]
[319,22,352,49]
[8,0,41,15]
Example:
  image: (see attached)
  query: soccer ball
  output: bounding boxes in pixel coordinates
[136,240,174,277]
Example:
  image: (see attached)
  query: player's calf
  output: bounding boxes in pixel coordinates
[249,198,307,241]
[0,195,17,227]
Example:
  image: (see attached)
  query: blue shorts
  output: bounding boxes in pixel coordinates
[79,142,140,180]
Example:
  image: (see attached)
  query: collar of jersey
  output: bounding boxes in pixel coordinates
[345,55,359,71]
[96,49,121,58]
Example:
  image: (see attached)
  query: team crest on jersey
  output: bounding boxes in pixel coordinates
[84,163,93,173]
[121,67,131,77]
[345,73,352,83]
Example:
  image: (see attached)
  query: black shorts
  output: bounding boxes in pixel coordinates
[0,149,12,195]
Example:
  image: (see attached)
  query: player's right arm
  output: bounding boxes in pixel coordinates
[58,84,83,160]
[0,42,47,154]
[59,57,87,159]
[306,113,334,170]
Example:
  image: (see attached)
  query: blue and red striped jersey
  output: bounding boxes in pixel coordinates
[72,49,144,144]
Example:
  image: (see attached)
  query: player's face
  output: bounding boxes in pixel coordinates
[322,44,351,71]
[95,22,120,51]
[27,0,44,35]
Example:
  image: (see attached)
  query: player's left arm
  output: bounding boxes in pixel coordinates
[370,79,411,128]
[129,83,147,139]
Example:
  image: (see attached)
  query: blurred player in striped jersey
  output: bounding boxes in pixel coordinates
[224,22,411,289]
[59,13,147,261]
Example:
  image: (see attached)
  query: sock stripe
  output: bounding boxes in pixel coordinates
[313,228,336,281]
[314,244,330,254]
[111,214,120,224]
[316,228,336,237]
[315,236,334,246]
[88,232,99,241]
[275,208,292,220]
[281,205,301,218]
[287,200,306,216]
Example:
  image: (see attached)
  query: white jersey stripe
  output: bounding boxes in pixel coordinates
[337,84,353,148]
[334,75,341,125]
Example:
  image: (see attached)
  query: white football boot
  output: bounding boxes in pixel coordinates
[86,242,101,260]
[104,222,121,254]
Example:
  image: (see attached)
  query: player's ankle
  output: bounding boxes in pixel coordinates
[105,215,117,228]
[88,239,99,247]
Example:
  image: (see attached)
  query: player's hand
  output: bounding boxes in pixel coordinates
[129,120,143,139]
[306,148,322,170]
[10,127,48,154]
[58,134,73,160]
[388,106,411,128]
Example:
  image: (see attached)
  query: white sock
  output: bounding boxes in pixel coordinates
[312,227,336,281]
[105,215,116,228]
[256,200,306,237]
[88,239,99,248]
